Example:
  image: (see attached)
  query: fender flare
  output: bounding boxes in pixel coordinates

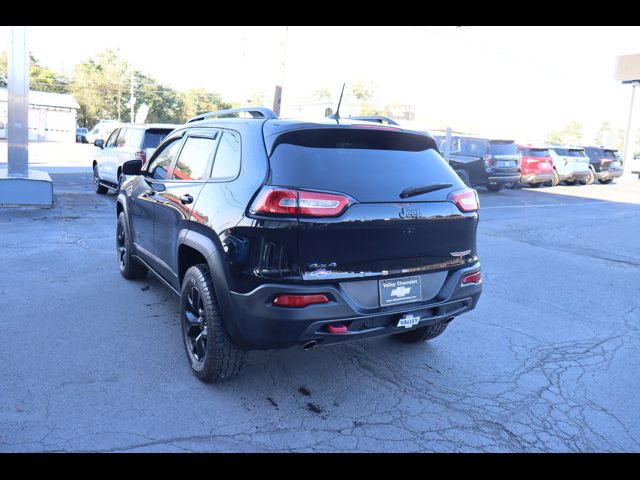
[178,229,244,346]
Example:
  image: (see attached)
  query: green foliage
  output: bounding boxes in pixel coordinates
[179,88,233,122]
[594,121,612,145]
[545,120,583,145]
[0,51,68,92]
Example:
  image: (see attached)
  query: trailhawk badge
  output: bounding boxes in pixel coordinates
[450,250,471,257]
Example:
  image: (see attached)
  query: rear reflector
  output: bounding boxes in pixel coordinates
[462,271,481,285]
[326,324,348,334]
[272,294,329,308]
[451,188,480,212]
[252,187,350,217]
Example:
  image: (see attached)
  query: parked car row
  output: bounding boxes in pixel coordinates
[433,132,623,191]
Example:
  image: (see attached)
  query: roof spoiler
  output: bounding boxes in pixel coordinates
[187,107,278,123]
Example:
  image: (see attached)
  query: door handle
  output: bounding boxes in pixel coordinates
[180,194,194,205]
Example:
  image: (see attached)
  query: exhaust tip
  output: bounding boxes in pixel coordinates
[303,341,317,351]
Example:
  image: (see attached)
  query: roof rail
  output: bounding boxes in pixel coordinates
[348,115,400,126]
[187,107,278,123]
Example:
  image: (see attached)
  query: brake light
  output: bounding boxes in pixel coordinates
[462,271,481,285]
[272,294,329,308]
[252,187,350,217]
[350,124,399,131]
[451,188,480,213]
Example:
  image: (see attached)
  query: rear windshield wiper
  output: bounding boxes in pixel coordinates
[399,183,452,199]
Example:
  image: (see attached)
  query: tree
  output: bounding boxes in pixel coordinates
[179,88,232,122]
[133,71,182,124]
[310,88,332,102]
[545,120,584,145]
[69,49,130,127]
[0,51,68,92]
[350,81,375,102]
[247,91,266,106]
[594,121,612,145]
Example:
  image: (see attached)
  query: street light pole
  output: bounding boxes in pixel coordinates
[622,80,638,171]
[7,26,29,177]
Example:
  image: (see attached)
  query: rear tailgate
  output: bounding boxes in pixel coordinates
[267,127,479,281]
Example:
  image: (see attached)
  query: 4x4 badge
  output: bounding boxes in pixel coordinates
[450,250,471,257]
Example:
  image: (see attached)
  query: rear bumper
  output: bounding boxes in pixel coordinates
[521,172,554,184]
[487,174,521,185]
[558,170,589,181]
[227,263,482,349]
[595,169,623,180]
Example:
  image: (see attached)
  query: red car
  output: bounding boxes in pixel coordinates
[517,145,555,187]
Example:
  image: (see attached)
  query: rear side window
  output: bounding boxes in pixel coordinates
[125,128,144,148]
[143,129,173,149]
[172,137,216,181]
[269,128,457,203]
[459,138,488,156]
[489,141,517,155]
[603,150,619,158]
[211,131,241,180]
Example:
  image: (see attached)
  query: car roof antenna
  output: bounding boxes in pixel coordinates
[327,83,346,123]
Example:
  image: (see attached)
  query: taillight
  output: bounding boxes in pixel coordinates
[135,150,146,163]
[451,188,480,213]
[252,187,350,217]
[462,271,481,285]
[272,294,329,308]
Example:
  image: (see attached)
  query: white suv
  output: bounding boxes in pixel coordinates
[93,123,179,193]
[546,146,590,186]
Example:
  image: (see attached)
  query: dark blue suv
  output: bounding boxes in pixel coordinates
[116,107,482,382]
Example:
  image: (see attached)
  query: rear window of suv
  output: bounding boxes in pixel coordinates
[489,141,517,156]
[269,128,459,203]
[523,148,550,157]
[143,129,174,149]
[553,148,586,157]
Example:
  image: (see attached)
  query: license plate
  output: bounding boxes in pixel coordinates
[397,313,421,329]
[497,161,515,168]
[379,275,422,307]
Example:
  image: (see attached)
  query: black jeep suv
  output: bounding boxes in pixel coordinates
[434,134,521,191]
[116,107,482,382]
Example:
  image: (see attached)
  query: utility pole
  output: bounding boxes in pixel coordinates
[622,81,638,168]
[272,26,288,116]
[130,70,136,122]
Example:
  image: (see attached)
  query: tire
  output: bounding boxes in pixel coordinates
[581,168,595,185]
[528,182,541,188]
[545,169,560,187]
[116,212,147,279]
[117,170,125,192]
[392,320,450,343]
[455,169,471,187]
[181,264,247,383]
[94,164,108,194]
[486,182,502,192]
[598,178,613,184]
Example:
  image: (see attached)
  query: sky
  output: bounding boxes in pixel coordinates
[2,26,640,144]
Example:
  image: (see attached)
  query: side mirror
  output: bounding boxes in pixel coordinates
[94,139,104,148]
[122,159,143,176]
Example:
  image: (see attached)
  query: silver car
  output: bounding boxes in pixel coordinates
[546,146,591,186]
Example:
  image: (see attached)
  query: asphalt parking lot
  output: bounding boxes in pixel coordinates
[1,157,639,451]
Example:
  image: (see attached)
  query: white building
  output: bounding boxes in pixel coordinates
[0,88,80,143]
